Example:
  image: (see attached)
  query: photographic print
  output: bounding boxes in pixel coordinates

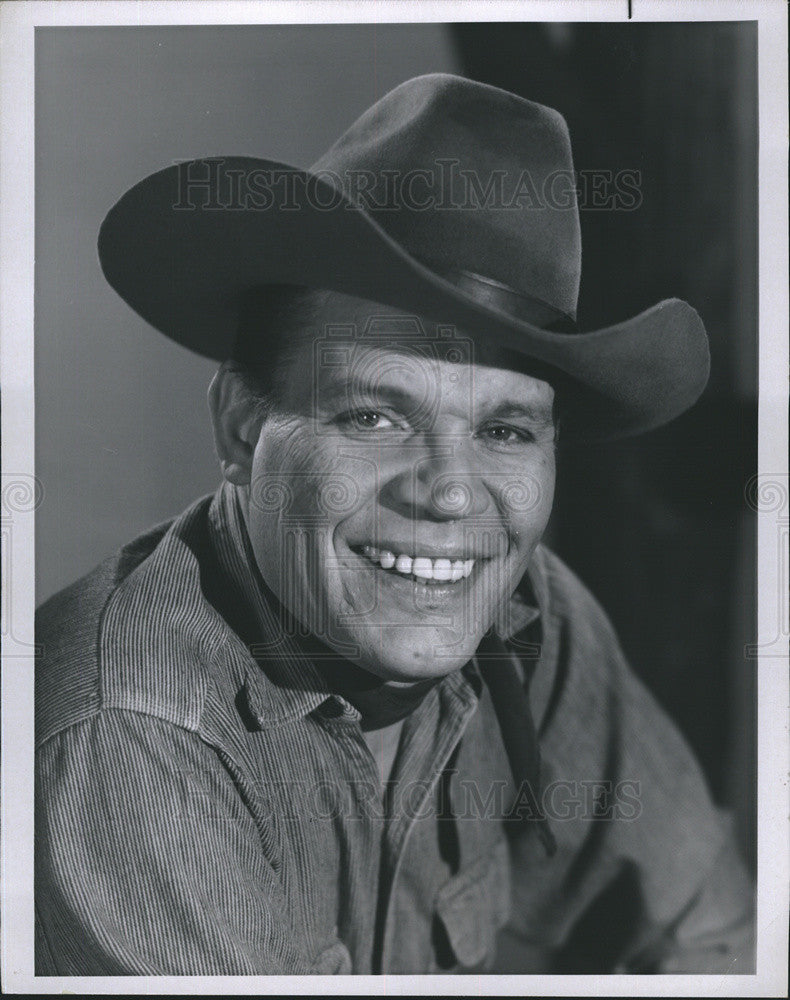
[1,1,787,994]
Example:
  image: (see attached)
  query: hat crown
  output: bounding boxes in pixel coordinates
[311,74,581,319]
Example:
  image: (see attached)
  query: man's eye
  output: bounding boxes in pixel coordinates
[479,423,533,445]
[335,409,396,432]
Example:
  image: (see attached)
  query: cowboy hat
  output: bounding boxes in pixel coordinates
[97,73,709,440]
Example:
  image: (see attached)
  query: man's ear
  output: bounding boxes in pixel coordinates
[207,362,263,486]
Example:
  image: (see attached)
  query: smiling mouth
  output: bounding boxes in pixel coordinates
[353,544,477,585]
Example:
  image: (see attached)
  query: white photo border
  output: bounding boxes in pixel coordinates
[1,1,787,995]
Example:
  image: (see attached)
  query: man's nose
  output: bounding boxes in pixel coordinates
[381,438,491,521]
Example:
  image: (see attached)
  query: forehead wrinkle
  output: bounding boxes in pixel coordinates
[319,371,432,413]
[469,356,555,420]
[317,345,554,406]
[318,336,441,381]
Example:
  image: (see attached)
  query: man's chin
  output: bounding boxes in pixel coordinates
[351,628,486,684]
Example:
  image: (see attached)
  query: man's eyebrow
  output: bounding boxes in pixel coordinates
[480,401,555,426]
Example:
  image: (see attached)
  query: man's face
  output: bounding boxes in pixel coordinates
[243,292,556,683]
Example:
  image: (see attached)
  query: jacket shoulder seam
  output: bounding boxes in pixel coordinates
[35,702,211,752]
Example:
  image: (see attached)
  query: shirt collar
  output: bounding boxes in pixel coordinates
[207,480,544,727]
[208,481,333,727]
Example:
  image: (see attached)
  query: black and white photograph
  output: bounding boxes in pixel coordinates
[1,1,787,994]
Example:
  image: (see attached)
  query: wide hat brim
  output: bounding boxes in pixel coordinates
[98,156,709,441]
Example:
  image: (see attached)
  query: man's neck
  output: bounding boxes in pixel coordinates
[297,633,441,732]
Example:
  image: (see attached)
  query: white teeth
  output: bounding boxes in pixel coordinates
[412,557,433,579]
[433,558,452,581]
[358,546,476,582]
[395,554,413,574]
